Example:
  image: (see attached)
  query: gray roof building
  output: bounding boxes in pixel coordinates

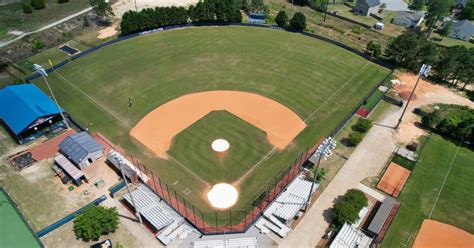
[354,0,381,16]
[393,11,425,28]
[59,132,104,169]
[449,20,474,41]
[368,196,396,235]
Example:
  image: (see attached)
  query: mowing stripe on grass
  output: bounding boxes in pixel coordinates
[235,147,278,186]
[304,62,370,122]
[428,145,460,219]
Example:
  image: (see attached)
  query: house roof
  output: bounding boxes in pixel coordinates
[395,11,424,22]
[452,20,474,34]
[363,0,381,7]
[59,132,103,165]
[0,84,64,135]
[368,196,396,234]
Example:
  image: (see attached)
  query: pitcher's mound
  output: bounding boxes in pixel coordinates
[413,220,474,248]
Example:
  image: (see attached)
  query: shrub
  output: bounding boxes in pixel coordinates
[22,2,33,13]
[74,205,119,241]
[58,0,69,3]
[30,0,45,10]
[275,10,288,28]
[421,104,474,143]
[332,189,368,228]
[353,118,372,133]
[366,40,382,57]
[348,132,363,146]
[31,39,45,52]
[289,12,306,31]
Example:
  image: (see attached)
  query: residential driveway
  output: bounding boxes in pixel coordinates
[380,0,409,11]
[279,106,400,248]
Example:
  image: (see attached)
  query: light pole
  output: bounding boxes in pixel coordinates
[118,157,142,224]
[33,64,70,129]
[396,64,431,129]
[305,137,336,210]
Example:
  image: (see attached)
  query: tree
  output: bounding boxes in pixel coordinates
[74,205,119,241]
[30,0,45,10]
[332,189,368,228]
[379,3,387,13]
[425,0,454,37]
[22,2,33,13]
[439,21,453,38]
[385,31,422,68]
[275,10,288,28]
[289,12,306,31]
[366,41,382,57]
[89,0,114,24]
[310,0,327,11]
[58,0,69,3]
[348,132,363,146]
[460,1,474,20]
[353,118,372,133]
[409,0,425,11]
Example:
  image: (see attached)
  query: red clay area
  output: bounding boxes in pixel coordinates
[399,91,417,101]
[413,220,474,248]
[131,91,307,159]
[356,107,369,118]
[28,129,76,161]
[377,162,410,198]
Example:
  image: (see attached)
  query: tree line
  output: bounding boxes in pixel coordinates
[120,0,243,35]
[385,30,474,90]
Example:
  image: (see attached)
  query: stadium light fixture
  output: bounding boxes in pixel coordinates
[396,64,431,129]
[33,64,70,129]
[305,137,336,209]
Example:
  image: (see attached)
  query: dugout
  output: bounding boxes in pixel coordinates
[0,84,66,144]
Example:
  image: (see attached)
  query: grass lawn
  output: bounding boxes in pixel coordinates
[382,134,474,247]
[30,26,390,217]
[431,34,474,48]
[168,111,273,184]
[0,189,41,248]
[0,0,90,41]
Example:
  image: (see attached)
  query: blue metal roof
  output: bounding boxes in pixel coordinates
[59,132,103,165]
[0,84,64,135]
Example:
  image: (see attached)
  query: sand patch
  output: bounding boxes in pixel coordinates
[393,72,474,145]
[413,220,474,248]
[97,24,118,39]
[130,91,307,159]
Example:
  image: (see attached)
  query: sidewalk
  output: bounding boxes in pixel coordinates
[279,106,400,247]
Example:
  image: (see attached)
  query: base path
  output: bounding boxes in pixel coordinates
[130,91,306,159]
[413,220,474,248]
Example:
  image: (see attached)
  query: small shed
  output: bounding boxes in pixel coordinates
[59,132,104,169]
[368,196,396,235]
[54,154,86,186]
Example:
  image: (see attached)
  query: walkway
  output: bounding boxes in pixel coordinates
[0,7,92,48]
[279,105,401,247]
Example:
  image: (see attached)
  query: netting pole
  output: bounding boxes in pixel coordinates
[174,190,180,212]
[201,212,205,231]
[215,212,218,233]
[158,177,164,196]
[183,198,188,218]
[151,171,158,193]
[229,210,232,231]
[244,208,247,228]
[165,184,172,204]
[192,205,196,225]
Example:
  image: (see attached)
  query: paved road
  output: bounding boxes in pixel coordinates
[279,106,400,247]
[0,7,92,48]
[380,0,409,11]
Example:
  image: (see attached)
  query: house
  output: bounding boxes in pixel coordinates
[59,132,104,169]
[456,0,468,8]
[449,20,474,41]
[393,11,425,28]
[0,84,66,144]
[353,0,381,16]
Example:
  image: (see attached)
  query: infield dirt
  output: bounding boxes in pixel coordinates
[413,220,474,248]
[130,90,307,159]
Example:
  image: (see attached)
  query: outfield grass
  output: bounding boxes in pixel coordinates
[168,111,273,184]
[31,26,390,215]
[0,189,41,248]
[382,134,474,247]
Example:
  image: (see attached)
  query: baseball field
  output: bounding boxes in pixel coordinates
[382,134,474,247]
[31,26,390,217]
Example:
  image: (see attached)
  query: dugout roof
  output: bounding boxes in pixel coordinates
[0,84,64,135]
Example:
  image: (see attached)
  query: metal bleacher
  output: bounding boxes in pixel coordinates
[193,237,258,248]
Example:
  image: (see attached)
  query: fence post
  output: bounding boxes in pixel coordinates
[174,190,180,212]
